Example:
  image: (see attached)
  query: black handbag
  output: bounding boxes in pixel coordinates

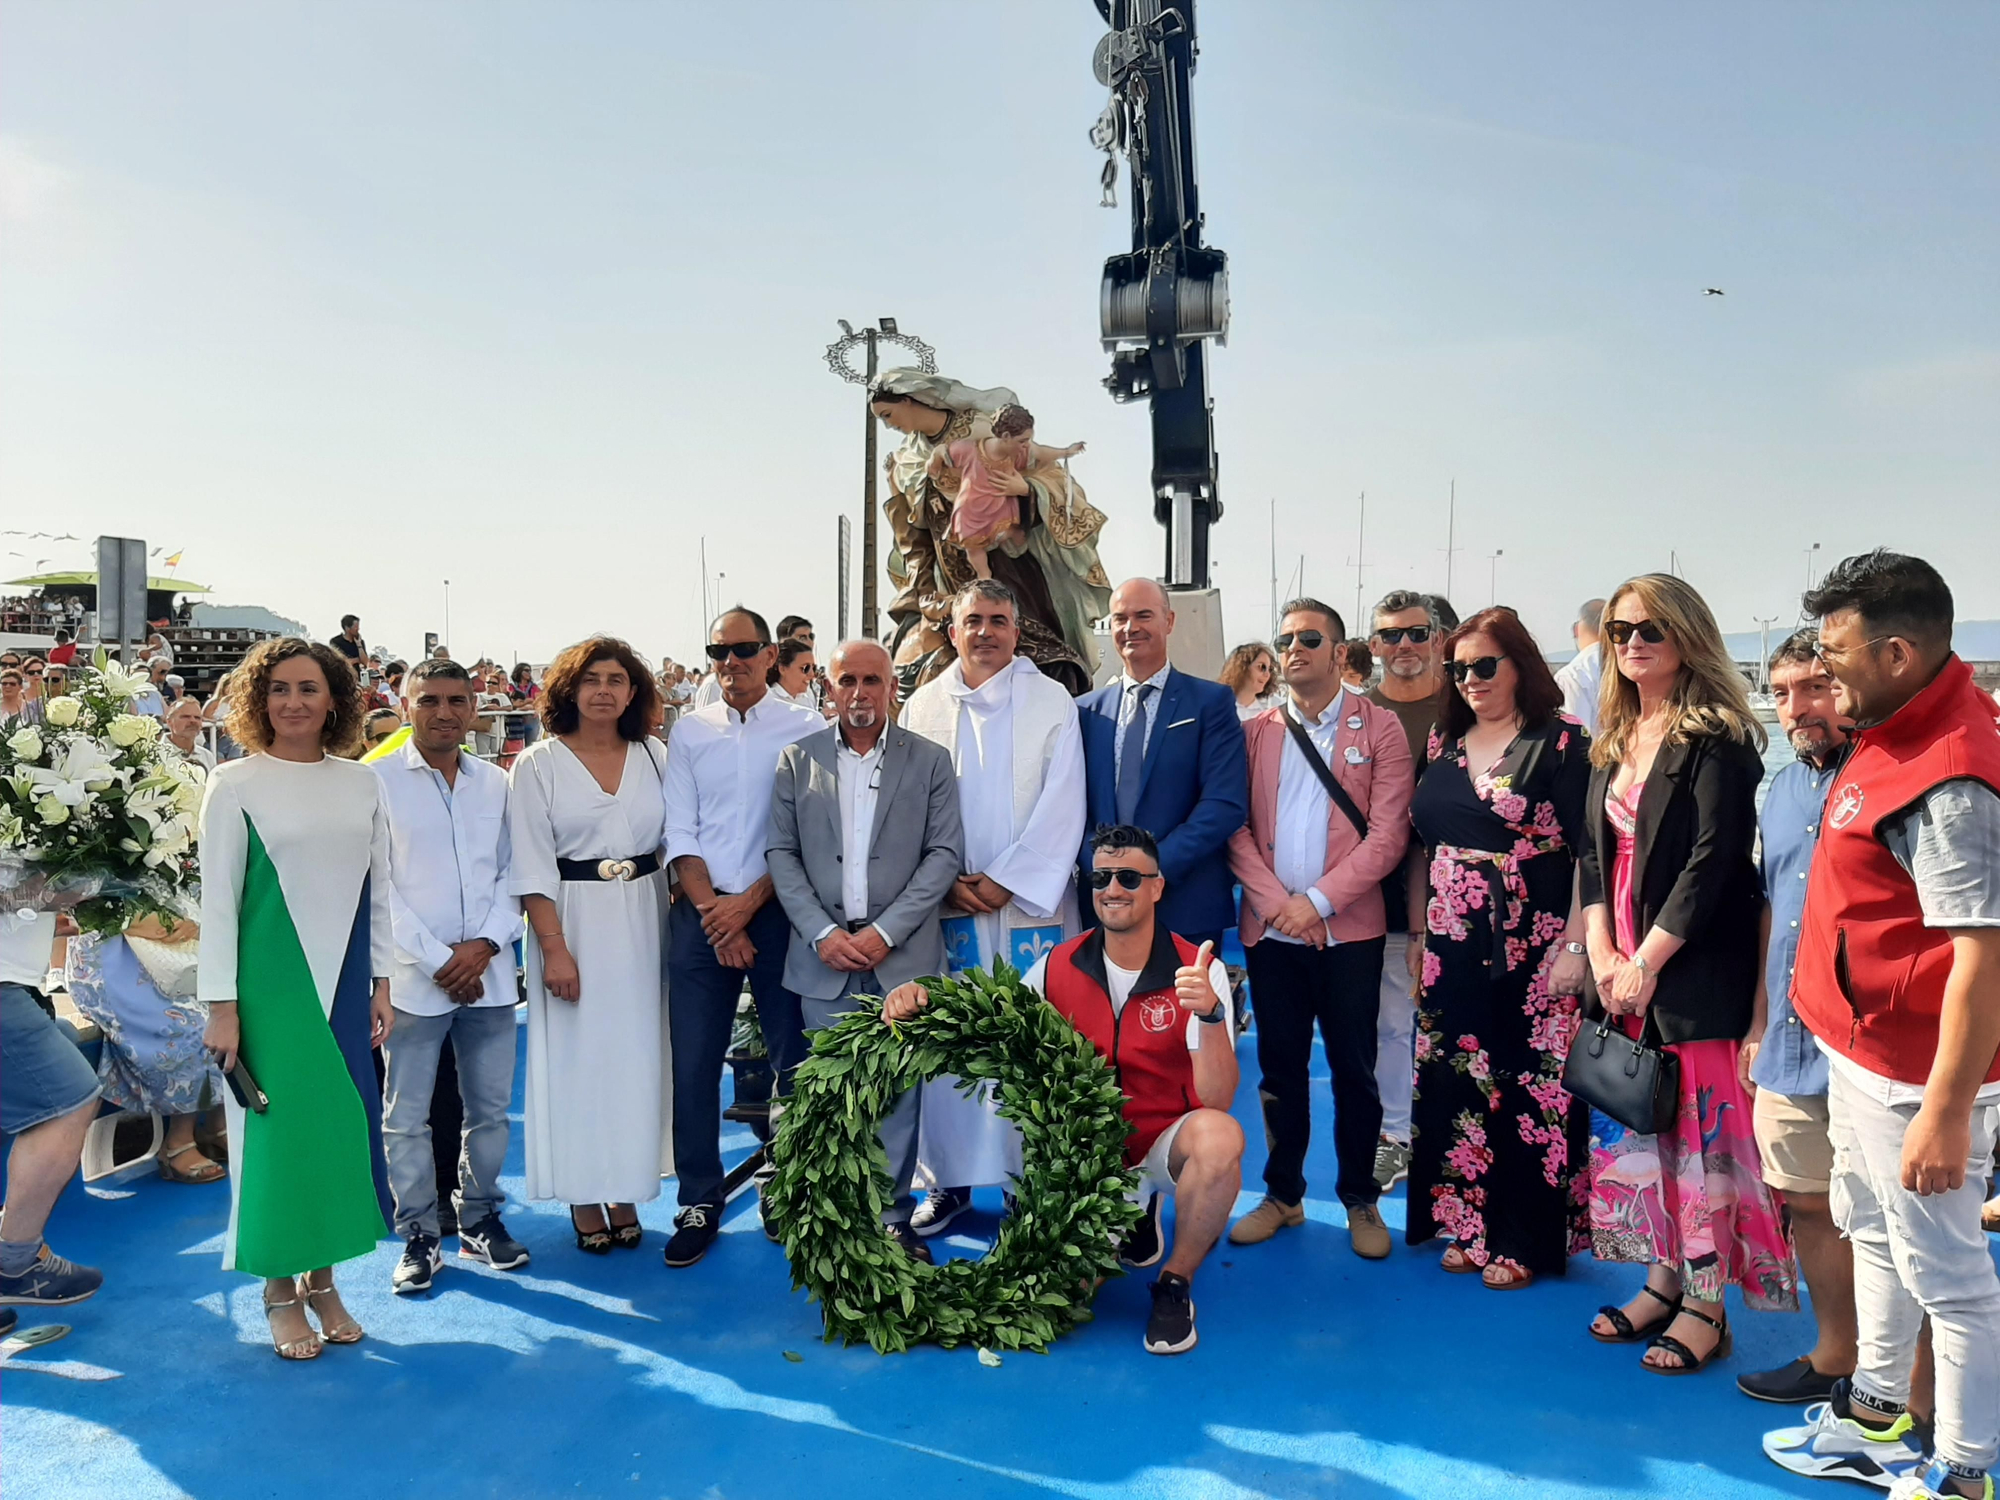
[1561,1005,1680,1136]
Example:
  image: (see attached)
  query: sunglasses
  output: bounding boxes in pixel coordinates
[1812,635,1889,666]
[1273,630,1327,652]
[365,731,395,746]
[1448,656,1505,683]
[1373,626,1432,646]
[1088,868,1161,891]
[24,666,44,677]
[704,641,766,661]
[1604,620,1668,647]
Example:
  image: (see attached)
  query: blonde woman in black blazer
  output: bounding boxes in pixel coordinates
[1576,574,1797,1377]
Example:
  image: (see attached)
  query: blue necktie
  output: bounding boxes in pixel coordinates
[1115,683,1155,825]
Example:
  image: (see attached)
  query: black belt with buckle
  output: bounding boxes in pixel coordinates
[556,853,662,883]
[843,918,874,934]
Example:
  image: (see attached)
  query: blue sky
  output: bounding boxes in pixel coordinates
[3,1,1994,665]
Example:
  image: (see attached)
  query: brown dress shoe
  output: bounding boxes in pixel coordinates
[1347,1203,1391,1259]
[1228,1196,1306,1245]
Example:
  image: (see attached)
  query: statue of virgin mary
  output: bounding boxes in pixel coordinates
[870,368,1110,697]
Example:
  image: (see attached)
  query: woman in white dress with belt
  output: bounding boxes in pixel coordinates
[508,637,673,1253]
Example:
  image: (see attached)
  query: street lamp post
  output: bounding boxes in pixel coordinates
[825,319,935,640]
[443,579,451,654]
[1487,549,1504,606]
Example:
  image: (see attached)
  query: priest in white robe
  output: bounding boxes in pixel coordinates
[899,580,1087,1235]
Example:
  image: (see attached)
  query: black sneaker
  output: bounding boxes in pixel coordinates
[1738,1355,1844,1404]
[1144,1272,1197,1355]
[392,1233,442,1294]
[662,1205,721,1268]
[0,1306,17,1339]
[1118,1192,1164,1269]
[909,1188,972,1238]
[759,1193,782,1244]
[459,1216,530,1271]
[888,1221,934,1265]
[0,1245,103,1308]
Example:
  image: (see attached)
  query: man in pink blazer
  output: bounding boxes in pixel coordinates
[1226,598,1414,1260]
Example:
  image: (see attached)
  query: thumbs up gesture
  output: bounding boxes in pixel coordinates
[1175,940,1222,1017]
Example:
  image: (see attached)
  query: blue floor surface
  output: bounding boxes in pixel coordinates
[9,955,1995,1500]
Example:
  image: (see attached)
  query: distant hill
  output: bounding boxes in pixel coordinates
[190,603,310,637]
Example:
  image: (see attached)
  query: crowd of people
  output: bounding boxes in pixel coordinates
[3,550,1997,1500]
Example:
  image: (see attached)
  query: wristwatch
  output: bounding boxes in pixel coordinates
[1196,1003,1225,1025]
[480,937,502,956]
[1631,954,1652,975]
[1563,941,1586,956]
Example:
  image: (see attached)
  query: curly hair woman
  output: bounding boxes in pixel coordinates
[199,637,395,1360]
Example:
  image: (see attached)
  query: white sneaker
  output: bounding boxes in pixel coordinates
[1372,1136,1412,1190]
[1887,1459,1995,1500]
[1764,1393,1925,1490]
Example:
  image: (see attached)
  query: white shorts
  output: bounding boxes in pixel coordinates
[1136,1110,1201,1199]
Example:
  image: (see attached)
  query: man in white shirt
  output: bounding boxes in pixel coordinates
[899,580,1088,1235]
[372,662,529,1294]
[0,908,105,1326]
[662,608,831,1268]
[881,824,1241,1355]
[1553,597,1606,734]
[1225,600,1413,1259]
[767,639,963,1261]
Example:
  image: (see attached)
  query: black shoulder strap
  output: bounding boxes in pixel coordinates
[1283,708,1370,841]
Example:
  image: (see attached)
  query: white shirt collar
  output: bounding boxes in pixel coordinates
[1119,663,1172,694]
[945,655,1023,708]
[1287,686,1346,728]
[396,740,471,777]
[836,729,885,762]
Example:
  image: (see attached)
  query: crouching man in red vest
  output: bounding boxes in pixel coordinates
[1768,551,2000,1500]
[882,824,1244,1355]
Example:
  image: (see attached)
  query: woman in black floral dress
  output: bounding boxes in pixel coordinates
[1405,608,1594,1289]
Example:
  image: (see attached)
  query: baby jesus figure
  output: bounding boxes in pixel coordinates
[926,403,1085,580]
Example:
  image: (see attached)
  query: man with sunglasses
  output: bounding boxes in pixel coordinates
[1363,590,1446,1190]
[881,824,1241,1354]
[1767,551,2000,1500]
[662,607,831,1268]
[1228,599,1412,1258]
[767,639,962,1262]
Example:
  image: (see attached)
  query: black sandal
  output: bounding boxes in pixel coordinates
[607,1208,643,1250]
[1645,1306,1731,1375]
[1590,1283,1680,1344]
[570,1206,613,1255]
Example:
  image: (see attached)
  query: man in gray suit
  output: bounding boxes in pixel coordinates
[766,639,964,1262]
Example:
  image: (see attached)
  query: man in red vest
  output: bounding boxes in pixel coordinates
[882,824,1243,1355]
[1765,550,2000,1500]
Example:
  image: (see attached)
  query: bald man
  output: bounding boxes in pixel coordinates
[1077,580,1248,948]
[766,640,964,1259]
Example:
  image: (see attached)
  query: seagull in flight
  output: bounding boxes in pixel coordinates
[1704,287,1725,296]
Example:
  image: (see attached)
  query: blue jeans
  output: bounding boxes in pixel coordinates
[666,897,805,1208]
[380,1005,517,1238]
[2,983,100,1136]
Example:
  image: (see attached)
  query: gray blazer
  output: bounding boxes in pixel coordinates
[766,724,964,1001]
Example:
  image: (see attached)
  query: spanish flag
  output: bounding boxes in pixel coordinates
[163,550,183,566]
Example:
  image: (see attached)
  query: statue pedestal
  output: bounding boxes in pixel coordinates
[1089,585,1227,687]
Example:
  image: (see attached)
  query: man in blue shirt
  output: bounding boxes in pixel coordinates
[1739,629,1857,1406]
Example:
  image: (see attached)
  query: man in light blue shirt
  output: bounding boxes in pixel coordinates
[1738,629,1855,1406]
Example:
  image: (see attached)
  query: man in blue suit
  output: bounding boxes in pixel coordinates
[1078,579,1248,950]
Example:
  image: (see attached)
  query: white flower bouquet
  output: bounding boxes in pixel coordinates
[1,649,205,936]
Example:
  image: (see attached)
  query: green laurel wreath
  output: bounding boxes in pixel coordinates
[766,963,1142,1354]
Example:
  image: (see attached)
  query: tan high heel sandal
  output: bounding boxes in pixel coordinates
[297,1272,364,1344]
[262,1286,324,1361]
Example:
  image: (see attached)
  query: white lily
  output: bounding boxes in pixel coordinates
[96,659,150,702]
[22,736,119,808]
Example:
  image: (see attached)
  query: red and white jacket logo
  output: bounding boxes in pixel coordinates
[1829,783,1866,830]
[1136,996,1180,1034]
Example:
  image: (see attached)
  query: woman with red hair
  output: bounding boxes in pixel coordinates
[1405,607,1594,1290]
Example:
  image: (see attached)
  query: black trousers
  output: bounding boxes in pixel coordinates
[1244,936,1386,1209]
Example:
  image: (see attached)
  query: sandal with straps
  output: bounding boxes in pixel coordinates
[1440,1245,1482,1274]
[157,1142,226,1185]
[571,1206,613,1255]
[262,1286,323,1361]
[297,1273,364,1345]
[1481,1257,1535,1291]
[1590,1282,1681,1343]
[1645,1305,1731,1376]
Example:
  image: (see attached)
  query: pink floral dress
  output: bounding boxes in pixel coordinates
[1407,717,1593,1274]
[1587,780,1799,1309]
